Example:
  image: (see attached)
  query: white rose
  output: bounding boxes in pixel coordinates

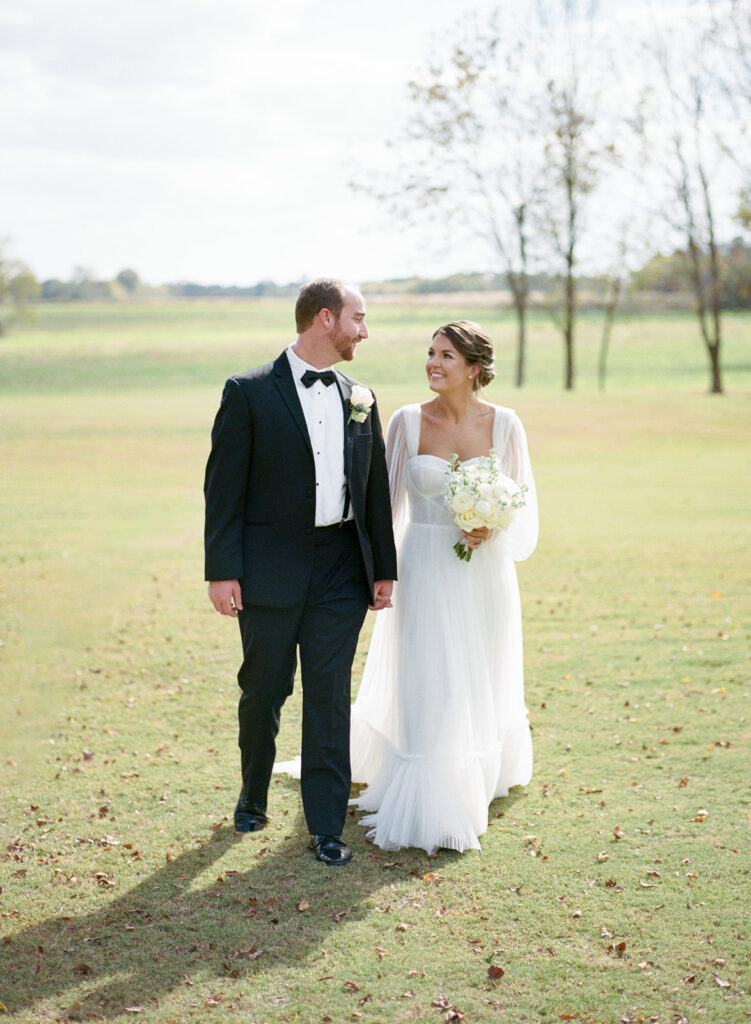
[448,492,475,513]
[348,384,374,424]
[475,499,493,522]
[456,509,484,530]
[350,384,373,409]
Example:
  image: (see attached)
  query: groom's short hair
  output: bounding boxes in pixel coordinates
[295,278,347,332]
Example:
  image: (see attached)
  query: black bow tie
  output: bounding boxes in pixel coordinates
[301,369,336,388]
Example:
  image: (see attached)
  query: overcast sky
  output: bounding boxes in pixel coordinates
[1,0,704,286]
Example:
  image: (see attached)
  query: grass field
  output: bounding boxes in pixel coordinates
[1,300,750,1023]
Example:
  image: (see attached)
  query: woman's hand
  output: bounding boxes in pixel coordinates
[460,527,490,550]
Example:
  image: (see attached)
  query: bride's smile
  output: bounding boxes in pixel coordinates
[426,334,477,392]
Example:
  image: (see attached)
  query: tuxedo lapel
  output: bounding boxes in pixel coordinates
[335,372,355,482]
[272,353,313,455]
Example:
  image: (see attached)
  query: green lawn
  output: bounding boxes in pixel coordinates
[0,301,749,1023]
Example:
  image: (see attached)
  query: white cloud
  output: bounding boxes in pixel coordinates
[1,0,739,284]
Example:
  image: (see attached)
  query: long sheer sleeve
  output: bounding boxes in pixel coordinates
[496,409,538,562]
[384,407,411,552]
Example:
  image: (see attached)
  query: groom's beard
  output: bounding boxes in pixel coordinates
[330,322,360,362]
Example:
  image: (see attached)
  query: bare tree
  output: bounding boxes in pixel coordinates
[709,0,751,228]
[355,0,621,389]
[528,0,623,390]
[352,7,553,387]
[632,10,738,395]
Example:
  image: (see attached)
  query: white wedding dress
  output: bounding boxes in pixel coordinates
[349,403,538,854]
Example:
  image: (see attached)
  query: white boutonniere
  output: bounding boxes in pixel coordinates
[348,384,374,424]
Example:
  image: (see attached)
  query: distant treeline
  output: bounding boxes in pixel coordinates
[35,239,751,308]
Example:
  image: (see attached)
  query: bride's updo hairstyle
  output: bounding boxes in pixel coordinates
[433,320,495,392]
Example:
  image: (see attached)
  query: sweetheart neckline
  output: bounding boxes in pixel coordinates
[412,454,484,464]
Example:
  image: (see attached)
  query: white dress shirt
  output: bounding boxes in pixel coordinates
[286,346,349,526]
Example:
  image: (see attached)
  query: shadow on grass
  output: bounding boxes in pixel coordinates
[2,778,474,1020]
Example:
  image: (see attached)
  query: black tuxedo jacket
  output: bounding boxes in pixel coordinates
[204,352,397,607]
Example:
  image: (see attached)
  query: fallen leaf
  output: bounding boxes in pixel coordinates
[396,922,409,932]
[613,826,624,840]
[487,965,505,980]
[597,851,609,862]
[297,899,310,912]
[375,946,388,959]
[124,1008,143,1015]
[423,872,440,882]
[343,981,360,992]
[713,973,731,988]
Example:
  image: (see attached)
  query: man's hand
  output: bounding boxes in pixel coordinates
[208,579,243,617]
[370,579,394,611]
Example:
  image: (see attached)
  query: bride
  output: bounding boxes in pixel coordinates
[349,320,538,854]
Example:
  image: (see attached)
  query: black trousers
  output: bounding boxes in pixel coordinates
[235,521,369,836]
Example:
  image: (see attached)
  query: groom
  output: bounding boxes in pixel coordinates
[204,278,396,866]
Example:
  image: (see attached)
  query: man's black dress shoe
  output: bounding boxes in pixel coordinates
[234,798,268,834]
[310,834,352,865]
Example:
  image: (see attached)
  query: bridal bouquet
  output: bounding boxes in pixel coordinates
[444,449,527,561]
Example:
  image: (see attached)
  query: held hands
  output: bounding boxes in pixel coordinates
[208,580,243,617]
[370,580,394,611]
[460,527,491,551]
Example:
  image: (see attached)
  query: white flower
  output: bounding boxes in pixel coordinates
[447,492,474,513]
[348,384,374,424]
[443,449,527,562]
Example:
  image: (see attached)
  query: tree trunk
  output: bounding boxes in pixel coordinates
[515,308,526,388]
[564,256,575,390]
[700,162,724,394]
[597,277,622,392]
[708,342,723,394]
[508,272,528,388]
